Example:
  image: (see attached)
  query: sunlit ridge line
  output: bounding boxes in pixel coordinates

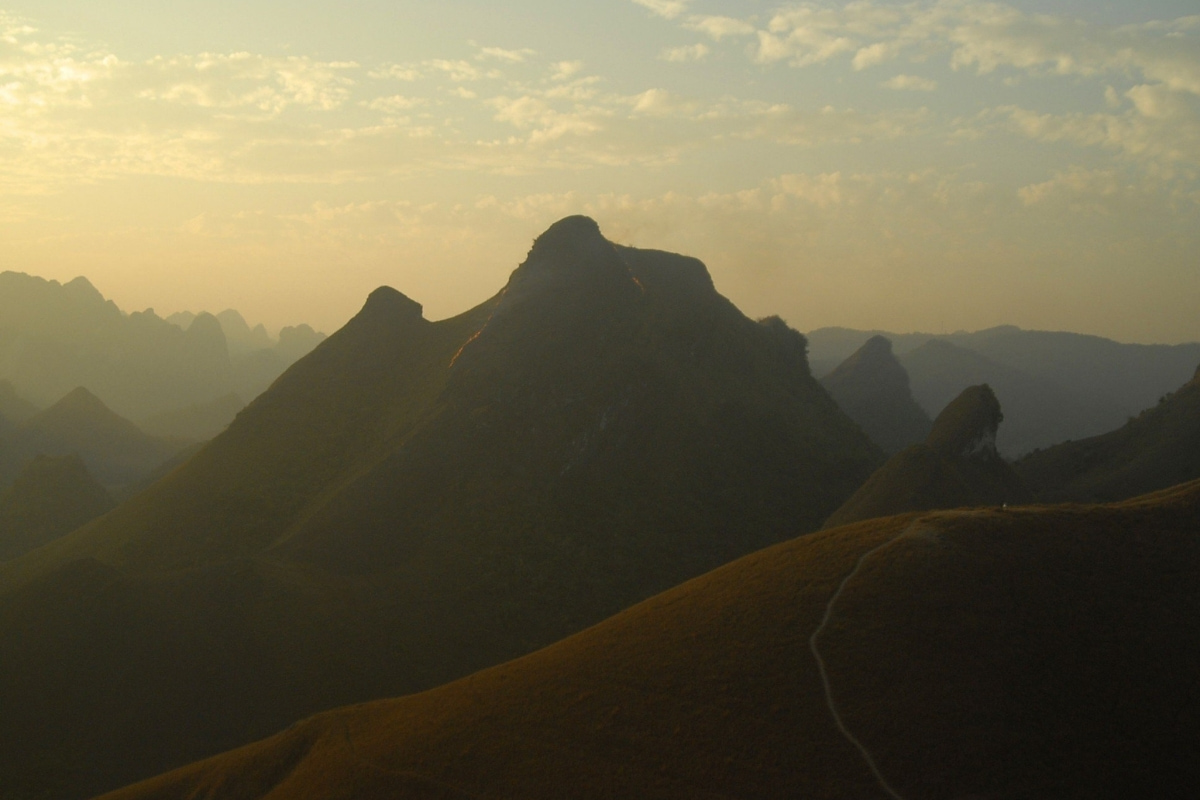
[448,287,508,368]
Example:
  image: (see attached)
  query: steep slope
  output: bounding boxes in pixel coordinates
[0,455,115,561]
[0,216,881,799]
[0,387,188,489]
[100,480,1200,800]
[820,335,931,454]
[824,384,1031,529]
[1017,364,1200,503]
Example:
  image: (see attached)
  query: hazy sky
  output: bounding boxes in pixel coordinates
[1,1,1197,342]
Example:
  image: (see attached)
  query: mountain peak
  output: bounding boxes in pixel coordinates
[360,286,424,323]
[821,334,931,454]
[54,386,107,413]
[928,384,1004,458]
[520,215,623,277]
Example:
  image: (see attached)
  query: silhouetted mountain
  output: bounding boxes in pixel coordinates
[820,335,931,454]
[139,393,245,441]
[809,326,1200,456]
[0,271,323,420]
[0,455,114,561]
[276,324,325,364]
[900,339,1128,456]
[215,310,273,356]
[100,480,1200,800]
[0,216,881,799]
[824,384,1031,529]
[0,387,188,489]
[1017,364,1200,503]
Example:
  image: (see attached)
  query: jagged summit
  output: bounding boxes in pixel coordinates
[821,335,931,454]
[928,384,1003,458]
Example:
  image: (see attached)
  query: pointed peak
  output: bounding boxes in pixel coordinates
[57,386,105,408]
[355,287,424,326]
[861,335,894,354]
[927,384,1003,458]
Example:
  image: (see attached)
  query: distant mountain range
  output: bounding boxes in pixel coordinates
[99,479,1200,800]
[0,272,325,430]
[1017,364,1200,503]
[0,387,189,490]
[808,326,1200,456]
[0,216,882,799]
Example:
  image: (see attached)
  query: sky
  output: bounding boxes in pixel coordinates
[0,1,1197,343]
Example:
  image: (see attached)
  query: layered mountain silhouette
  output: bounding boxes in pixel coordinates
[808,326,1200,456]
[0,455,114,561]
[99,480,1200,800]
[1017,364,1200,503]
[0,271,323,422]
[824,384,1031,529]
[0,216,882,799]
[820,335,931,454]
[0,387,189,490]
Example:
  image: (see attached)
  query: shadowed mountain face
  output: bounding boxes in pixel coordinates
[808,326,1200,456]
[99,481,1200,800]
[0,387,190,490]
[1017,364,1200,503]
[824,384,1031,529]
[0,216,882,799]
[820,335,931,454]
[0,455,114,561]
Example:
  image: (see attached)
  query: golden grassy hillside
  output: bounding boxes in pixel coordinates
[101,480,1200,800]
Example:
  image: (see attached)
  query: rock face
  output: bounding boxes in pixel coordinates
[824,384,1031,529]
[0,455,115,561]
[1017,364,1200,503]
[0,216,882,799]
[820,335,932,454]
[100,480,1200,800]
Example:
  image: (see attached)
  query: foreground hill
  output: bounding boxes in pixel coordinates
[1017,365,1200,503]
[808,326,1200,455]
[0,455,114,561]
[820,335,931,454]
[824,385,1031,529]
[101,480,1200,800]
[0,387,188,489]
[0,217,881,799]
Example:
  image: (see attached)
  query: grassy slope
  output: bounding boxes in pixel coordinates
[0,455,115,561]
[0,219,881,799]
[1016,367,1200,503]
[101,480,1200,800]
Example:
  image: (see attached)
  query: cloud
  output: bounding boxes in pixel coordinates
[476,46,536,64]
[660,43,710,63]
[630,0,690,21]
[685,16,756,41]
[883,74,937,91]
